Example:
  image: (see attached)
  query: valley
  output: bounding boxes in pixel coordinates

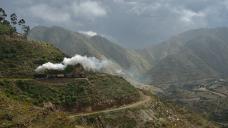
[153,78,228,127]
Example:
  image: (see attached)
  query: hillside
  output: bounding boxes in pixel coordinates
[0,73,140,112]
[0,33,141,127]
[70,93,218,128]
[29,26,152,77]
[0,35,65,78]
[0,33,140,111]
[0,79,218,128]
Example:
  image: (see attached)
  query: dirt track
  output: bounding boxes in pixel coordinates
[68,92,151,118]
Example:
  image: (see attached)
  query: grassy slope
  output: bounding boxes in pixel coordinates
[0,91,77,128]
[0,35,64,78]
[0,87,218,128]
[0,74,140,112]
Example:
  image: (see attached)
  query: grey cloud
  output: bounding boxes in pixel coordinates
[1,0,228,48]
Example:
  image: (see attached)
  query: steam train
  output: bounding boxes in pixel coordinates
[34,64,86,79]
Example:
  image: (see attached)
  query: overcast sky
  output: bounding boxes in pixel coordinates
[1,0,228,48]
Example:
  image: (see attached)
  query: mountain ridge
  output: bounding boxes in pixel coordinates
[29,26,153,78]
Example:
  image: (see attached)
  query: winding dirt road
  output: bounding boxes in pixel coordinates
[69,92,151,118]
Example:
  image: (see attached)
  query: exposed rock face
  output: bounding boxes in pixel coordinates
[43,102,55,111]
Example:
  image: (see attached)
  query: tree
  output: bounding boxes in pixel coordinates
[23,25,30,38]
[0,8,7,22]
[10,13,17,25]
[18,19,30,38]
[18,19,25,25]
[10,13,17,32]
[0,9,30,37]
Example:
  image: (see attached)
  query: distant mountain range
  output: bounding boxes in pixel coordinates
[29,26,228,84]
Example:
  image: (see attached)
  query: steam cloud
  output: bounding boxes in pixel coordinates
[35,54,110,73]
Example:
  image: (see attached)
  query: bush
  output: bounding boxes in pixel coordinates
[0,23,12,35]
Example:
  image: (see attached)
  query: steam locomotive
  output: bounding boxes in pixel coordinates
[34,64,86,79]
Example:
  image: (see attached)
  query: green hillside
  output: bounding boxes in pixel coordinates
[0,86,218,128]
[0,73,140,112]
[0,35,64,78]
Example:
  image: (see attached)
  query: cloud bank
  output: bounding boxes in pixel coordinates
[2,0,228,48]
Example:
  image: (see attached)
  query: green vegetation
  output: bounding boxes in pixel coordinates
[0,23,13,35]
[0,74,140,112]
[0,8,30,37]
[0,35,64,77]
[88,73,140,102]
[0,79,89,107]
[0,91,76,128]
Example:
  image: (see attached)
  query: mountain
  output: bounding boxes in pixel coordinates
[29,26,152,77]
[142,27,228,84]
[0,25,218,128]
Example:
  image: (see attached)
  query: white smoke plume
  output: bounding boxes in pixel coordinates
[63,55,110,71]
[35,54,111,73]
[35,62,66,72]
